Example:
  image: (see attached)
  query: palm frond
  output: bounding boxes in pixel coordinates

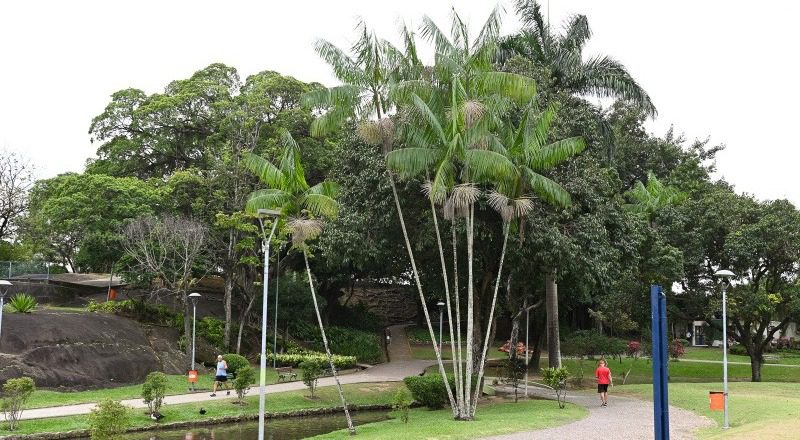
[245,189,292,214]
[476,71,537,105]
[420,15,454,54]
[560,14,591,51]
[386,147,441,179]
[464,149,518,182]
[578,55,657,117]
[287,217,324,247]
[243,153,283,189]
[524,169,572,207]
[313,39,366,85]
[310,106,353,138]
[529,136,587,170]
[474,4,505,53]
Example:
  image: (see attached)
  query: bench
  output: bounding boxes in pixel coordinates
[763,354,780,363]
[276,367,297,382]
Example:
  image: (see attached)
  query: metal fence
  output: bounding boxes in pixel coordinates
[0,261,54,280]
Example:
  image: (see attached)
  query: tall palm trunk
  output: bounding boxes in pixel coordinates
[389,175,457,414]
[471,222,510,415]
[303,250,355,435]
[463,204,476,420]
[545,268,561,368]
[452,221,465,416]
[429,197,463,417]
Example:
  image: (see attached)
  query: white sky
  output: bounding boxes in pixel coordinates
[1,0,797,204]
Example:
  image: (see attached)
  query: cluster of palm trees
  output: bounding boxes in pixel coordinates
[243,0,654,430]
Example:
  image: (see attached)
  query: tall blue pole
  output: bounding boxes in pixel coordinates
[651,284,670,440]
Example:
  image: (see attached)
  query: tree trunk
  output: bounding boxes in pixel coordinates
[545,269,561,368]
[464,204,476,419]
[236,293,257,354]
[389,175,457,416]
[223,274,233,350]
[303,250,355,434]
[452,221,465,416]
[749,347,763,382]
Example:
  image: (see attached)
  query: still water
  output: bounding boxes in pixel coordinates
[117,411,389,440]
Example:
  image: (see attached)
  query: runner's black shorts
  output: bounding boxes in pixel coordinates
[597,384,609,393]
[216,375,228,382]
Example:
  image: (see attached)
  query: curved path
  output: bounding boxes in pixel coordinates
[483,386,713,440]
[12,324,435,421]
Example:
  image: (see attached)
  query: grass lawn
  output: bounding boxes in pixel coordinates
[25,369,279,409]
[312,399,587,439]
[411,343,505,361]
[3,382,403,435]
[617,382,800,439]
[561,357,800,385]
[684,347,800,365]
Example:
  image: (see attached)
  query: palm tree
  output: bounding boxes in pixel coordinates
[471,104,585,415]
[388,6,540,419]
[624,171,686,226]
[499,0,656,157]
[243,129,355,434]
[303,19,467,417]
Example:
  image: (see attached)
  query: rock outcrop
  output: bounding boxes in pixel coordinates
[0,310,185,390]
[341,284,417,325]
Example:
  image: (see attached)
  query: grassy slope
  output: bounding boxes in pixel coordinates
[683,347,800,365]
[617,382,800,440]
[25,370,279,409]
[3,382,402,435]
[312,399,587,440]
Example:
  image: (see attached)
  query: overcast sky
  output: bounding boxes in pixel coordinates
[1,0,797,204]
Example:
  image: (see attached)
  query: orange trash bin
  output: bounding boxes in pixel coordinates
[188,370,198,383]
[108,288,117,300]
[709,391,725,411]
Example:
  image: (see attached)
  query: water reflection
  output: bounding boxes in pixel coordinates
[120,411,389,440]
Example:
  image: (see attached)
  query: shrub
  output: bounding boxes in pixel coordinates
[503,357,527,402]
[1,377,35,431]
[198,317,225,348]
[542,367,569,409]
[300,359,325,398]
[233,366,256,404]
[669,339,686,360]
[88,399,130,440]
[8,293,37,313]
[391,389,412,423]
[729,344,747,356]
[141,372,167,416]
[222,353,250,376]
[290,321,383,364]
[561,330,628,361]
[626,341,641,357]
[776,337,792,350]
[403,374,454,409]
[268,351,357,369]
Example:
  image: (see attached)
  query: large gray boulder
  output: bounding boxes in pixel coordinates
[0,310,186,390]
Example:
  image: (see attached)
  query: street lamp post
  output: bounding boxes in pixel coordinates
[714,269,735,430]
[0,280,11,346]
[437,301,445,354]
[524,306,530,398]
[257,209,281,440]
[188,292,202,392]
[273,255,280,369]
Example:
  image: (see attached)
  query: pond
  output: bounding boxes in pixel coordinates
[111,411,390,440]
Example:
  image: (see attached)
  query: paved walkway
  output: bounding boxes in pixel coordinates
[12,324,434,421]
[483,386,713,440]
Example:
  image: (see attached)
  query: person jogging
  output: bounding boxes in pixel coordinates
[595,358,613,407]
[210,355,231,397]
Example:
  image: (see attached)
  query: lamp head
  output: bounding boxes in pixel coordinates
[714,269,735,279]
[257,209,281,218]
[0,280,11,298]
[188,292,201,304]
[436,301,445,308]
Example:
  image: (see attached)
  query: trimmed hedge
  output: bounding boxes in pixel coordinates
[268,351,357,369]
[291,321,383,364]
[403,374,455,409]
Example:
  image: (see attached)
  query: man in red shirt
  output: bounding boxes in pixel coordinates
[595,359,613,407]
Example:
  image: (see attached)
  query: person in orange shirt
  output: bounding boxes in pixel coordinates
[595,358,613,407]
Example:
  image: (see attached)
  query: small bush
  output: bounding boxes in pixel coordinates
[88,399,130,439]
[561,330,628,361]
[542,367,569,409]
[268,351,357,369]
[198,317,225,348]
[290,321,383,364]
[222,353,250,376]
[403,374,454,409]
[8,293,37,313]
[626,340,641,357]
[776,337,791,350]
[730,344,748,356]
[233,366,256,404]
[141,372,167,416]
[669,339,686,360]
[300,359,325,398]
[1,377,35,431]
[391,388,412,423]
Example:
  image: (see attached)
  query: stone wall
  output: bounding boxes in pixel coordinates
[340,283,417,325]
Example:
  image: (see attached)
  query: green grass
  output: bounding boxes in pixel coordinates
[410,343,505,361]
[3,382,403,435]
[684,347,800,365]
[561,357,800,385]
[312,398,587,439]
[617,382,800,439]
[25,370,279,409]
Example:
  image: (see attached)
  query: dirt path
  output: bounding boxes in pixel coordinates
[11,324,434,421]
[483,386,713,440]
